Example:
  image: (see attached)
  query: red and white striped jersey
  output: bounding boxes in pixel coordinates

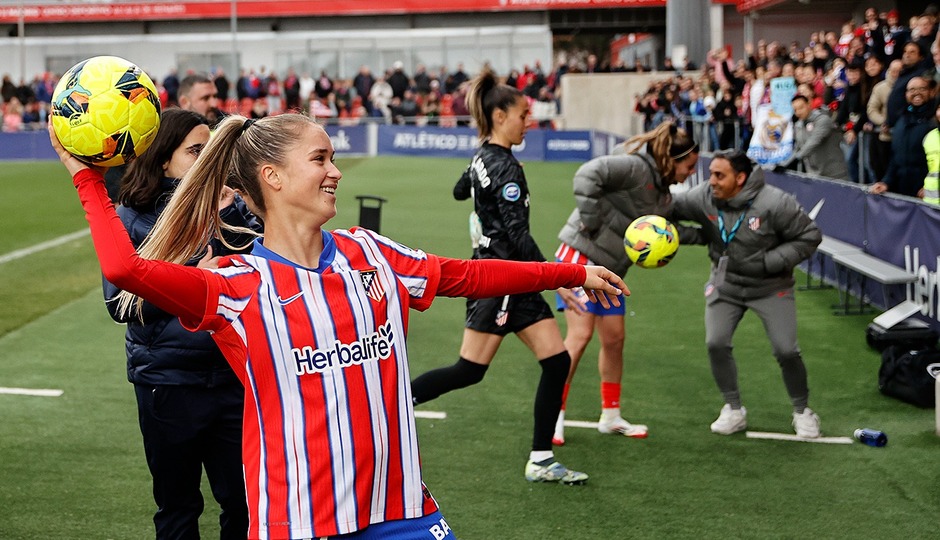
[554,242,592,266]
[194,228,441,539]
[74,169,588,540]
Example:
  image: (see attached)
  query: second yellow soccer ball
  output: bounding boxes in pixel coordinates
[624,215,679,269]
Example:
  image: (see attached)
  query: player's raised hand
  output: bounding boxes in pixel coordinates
[48,123,106,177]
[581,265,630,308]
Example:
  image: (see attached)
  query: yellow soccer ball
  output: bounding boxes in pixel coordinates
[624,214,679,269]
[51,56,161,167]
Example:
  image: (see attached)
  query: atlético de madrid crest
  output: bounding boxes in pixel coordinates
[360,269,386,302]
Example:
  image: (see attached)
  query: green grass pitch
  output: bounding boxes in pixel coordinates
[0,157,937,539]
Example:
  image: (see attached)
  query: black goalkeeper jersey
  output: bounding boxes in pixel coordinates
[464,142,545,262]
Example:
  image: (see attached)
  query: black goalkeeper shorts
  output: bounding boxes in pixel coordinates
[465,292,555,336]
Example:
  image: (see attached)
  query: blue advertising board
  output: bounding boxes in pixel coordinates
[0,131,59,160]
[3,124,603,163]
[377,125,478,159]
[543,130,593,162]
[324,124,369,156]
[374,125,594,162]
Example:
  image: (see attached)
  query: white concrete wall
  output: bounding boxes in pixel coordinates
[559,71,700,139]
[0,24,552,84]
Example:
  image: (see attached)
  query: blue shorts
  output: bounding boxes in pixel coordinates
[554,290,626,316]
[554,242,626,316]
[322,511,455,539]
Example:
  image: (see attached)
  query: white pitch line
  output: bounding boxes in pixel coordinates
[746,431,853,444]
[0,387,64,397]
[0,229,90,265]
[563,420,600,429]
[414,410,447,420]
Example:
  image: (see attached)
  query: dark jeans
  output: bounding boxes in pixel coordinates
[135,384,248,540]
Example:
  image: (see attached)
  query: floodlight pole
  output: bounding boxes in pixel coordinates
[18,0,25,84]
[230,0,238,84]
[665,0,710,71]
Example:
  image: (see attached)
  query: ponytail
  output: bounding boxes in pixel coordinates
[622,121,697,183]
[466,68,522,140]
[116,113,316,319]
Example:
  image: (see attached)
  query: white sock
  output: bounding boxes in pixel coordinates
[529,450,554,463]
[601,407,621,421]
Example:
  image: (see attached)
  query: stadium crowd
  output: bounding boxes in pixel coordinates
[636,6,940,202]
[1,53,605,132]
[6,5,940,201]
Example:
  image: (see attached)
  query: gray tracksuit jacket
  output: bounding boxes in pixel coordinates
[671,168,821,300]
[557,152,698,276]
[789,108,849,180]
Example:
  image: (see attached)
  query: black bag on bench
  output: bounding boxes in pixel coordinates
[878,345,939,408]
[866,318,939,352]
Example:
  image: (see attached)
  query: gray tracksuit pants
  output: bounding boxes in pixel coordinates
[704,287,810,412]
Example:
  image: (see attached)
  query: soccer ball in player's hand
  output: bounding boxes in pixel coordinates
[623,215,679,269]
[50,56,161,167]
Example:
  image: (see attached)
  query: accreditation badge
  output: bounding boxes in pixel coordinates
[713,255,729,288]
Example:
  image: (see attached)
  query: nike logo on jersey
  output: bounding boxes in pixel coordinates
[276,291,305,305]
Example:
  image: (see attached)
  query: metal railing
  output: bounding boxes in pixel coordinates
[663,114,881,185]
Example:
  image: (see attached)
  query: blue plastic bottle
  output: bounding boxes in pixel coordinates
[854,428,888,447]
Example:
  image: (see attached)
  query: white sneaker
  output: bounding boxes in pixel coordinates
[792,408,821,438]
[597,415,649,438]
[710,404,747,435]
[552,410,566,446]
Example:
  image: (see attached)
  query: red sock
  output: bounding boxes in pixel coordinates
[560,383,571,410]
[601,382,621,409]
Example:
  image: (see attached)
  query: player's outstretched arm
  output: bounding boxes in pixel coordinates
[435,257,629,307]
[582,265,630,309]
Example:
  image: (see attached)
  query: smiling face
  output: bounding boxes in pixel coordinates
[673,151,699,183]
[906,77,930,107]
[708,157,746,200]
[164,124,210,179]
[271,124,342,226]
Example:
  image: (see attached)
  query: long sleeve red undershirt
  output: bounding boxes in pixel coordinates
[73,169,587,327]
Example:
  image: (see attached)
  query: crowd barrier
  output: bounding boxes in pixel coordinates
[0,124,623,163]
[0,130,59,160]
[670,116,880,185]
[325,123,622,162]
[759,166,940,331]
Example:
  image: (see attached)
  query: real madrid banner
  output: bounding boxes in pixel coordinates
[746,77,796,166]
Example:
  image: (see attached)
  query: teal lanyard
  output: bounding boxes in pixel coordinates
[717,201,752,248]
